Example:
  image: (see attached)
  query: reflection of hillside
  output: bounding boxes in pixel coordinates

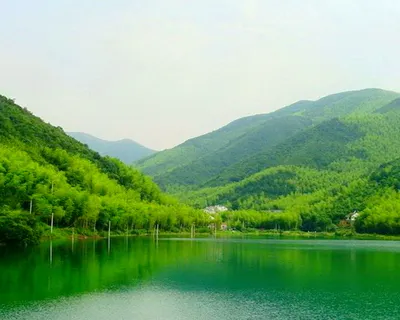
[1,238,400,307]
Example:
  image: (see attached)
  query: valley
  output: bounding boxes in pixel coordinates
[68,132,156,164]
[2,88,400,245]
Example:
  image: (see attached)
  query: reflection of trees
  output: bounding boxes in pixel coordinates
[1,238,400,306]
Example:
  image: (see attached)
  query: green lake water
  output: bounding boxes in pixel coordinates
[1,236,400,319]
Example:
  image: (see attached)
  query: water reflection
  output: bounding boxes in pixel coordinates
[49,240,53,266]
[1,238,400,319]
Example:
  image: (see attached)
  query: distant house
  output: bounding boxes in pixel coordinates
[204,205,228,214]
[346,211,359,222]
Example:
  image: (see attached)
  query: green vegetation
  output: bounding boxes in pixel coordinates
[0,209,42,245]
[205,118,365,186]
[158,89,400,236]
[135,112,274,177]
[0,96,209,245]
[3,88,400,243]
[154,115,312,189]
[180,141,400,235]
[375,97,400,114]
[68,132,156,164]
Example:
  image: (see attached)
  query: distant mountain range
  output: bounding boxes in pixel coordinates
[68,132,156,164]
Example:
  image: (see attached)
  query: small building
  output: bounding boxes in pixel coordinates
[346,211,359,222]
[204,205,228,214]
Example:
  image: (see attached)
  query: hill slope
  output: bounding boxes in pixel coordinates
[68,132,156,164]
[135,112,274,177]
[179,107,400,234]
[137,88,399,190]
[155,115,312,188]
[0,96,207,245]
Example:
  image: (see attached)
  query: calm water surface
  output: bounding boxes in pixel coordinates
[1,236,400,319]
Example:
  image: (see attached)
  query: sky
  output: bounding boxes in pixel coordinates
[0,1,399,150]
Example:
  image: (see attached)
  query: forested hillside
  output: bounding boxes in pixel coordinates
[135,112,273,177]
[205,118,364,186]
[155,116,312,189]
[68,132,155,164]
[178,105,400,235]
[0,96,208,245]
[206,111,400,186]
[137,88,399,191]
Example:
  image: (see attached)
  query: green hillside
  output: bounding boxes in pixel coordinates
[179,108,400,234]
[375,98,400,114]
[205,118,364,186]
[68,132,156,164]
[155,115,312,189]
[137,88,399,191]
[135,113,273,176]
[274,88,397,120]
[0,96,208,245]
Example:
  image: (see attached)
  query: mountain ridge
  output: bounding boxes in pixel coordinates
[68,132,156,164]
[136,88,400,191]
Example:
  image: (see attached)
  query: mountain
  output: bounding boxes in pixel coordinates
[153,116,312,188]
[183,109,400,207]
[0,95,207,245]
[134,87,400,235]
[136,88,400,190]
[67,132,156,164]
[135,112,274,177]
[179,100,400,235]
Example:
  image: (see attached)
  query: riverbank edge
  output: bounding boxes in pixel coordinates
[40,228,400,242]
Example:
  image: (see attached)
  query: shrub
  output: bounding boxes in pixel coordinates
[0,209,42,245]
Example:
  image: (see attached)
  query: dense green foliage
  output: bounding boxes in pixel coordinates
[170,90,400,235]
[206,118,365,186]
[68,132,156,164]
[0,96,209,245]
[0,209,42,245]
[181,138,400,234]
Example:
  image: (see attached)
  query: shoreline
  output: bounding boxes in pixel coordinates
[40,228,400,242]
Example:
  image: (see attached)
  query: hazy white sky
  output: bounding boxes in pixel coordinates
[1,1,399,150]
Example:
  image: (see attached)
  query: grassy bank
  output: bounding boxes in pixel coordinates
[40,226,400,242]
[40,227,214,241]
[217,229,400,241]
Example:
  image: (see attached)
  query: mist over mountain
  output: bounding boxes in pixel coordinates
[68,132,156,164]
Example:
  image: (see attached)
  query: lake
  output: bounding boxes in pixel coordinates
[1,236,400,319]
